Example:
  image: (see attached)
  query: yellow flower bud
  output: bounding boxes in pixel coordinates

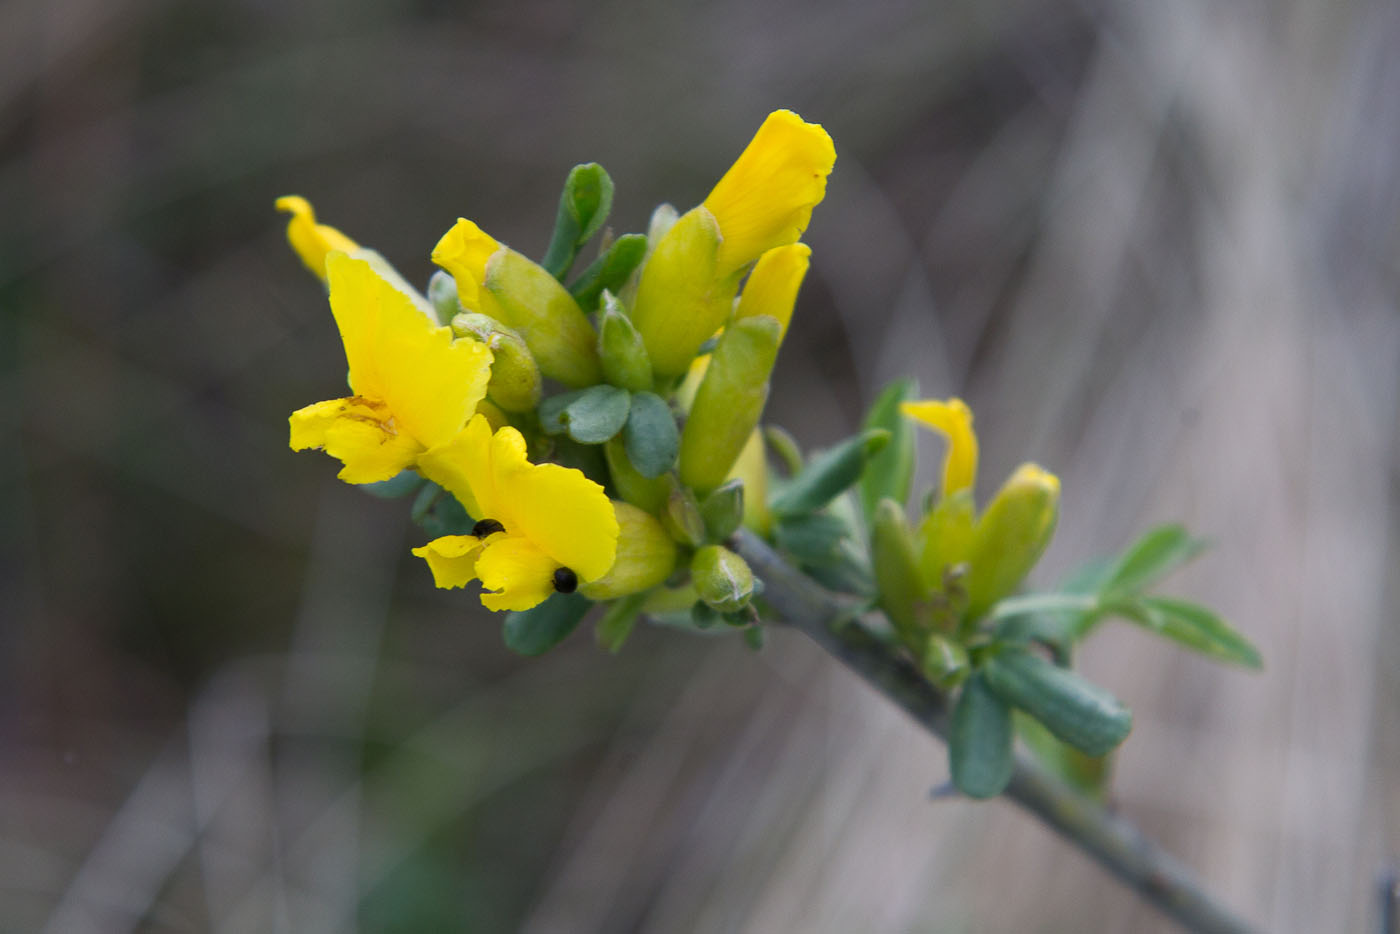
[733,242,811,343]
[901,398,978,499]
[579,502,678,601]
[433,218,601,387]
[963,463,1060,620]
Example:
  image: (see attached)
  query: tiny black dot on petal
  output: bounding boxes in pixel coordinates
[553,567,578,593]
[472,518,505,538]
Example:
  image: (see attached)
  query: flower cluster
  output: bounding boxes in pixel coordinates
[281,110,834,621]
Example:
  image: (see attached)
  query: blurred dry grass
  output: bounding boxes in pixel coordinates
[2,0,1397,931]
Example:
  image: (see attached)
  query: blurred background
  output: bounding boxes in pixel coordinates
[3,0,1397,930]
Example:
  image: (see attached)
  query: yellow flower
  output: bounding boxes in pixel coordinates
[703,110,836,277]
[414,415,620,611]
[275,196,359,281]
[901,398,978,498]
[289,252,494,483]
[630,110,835,378]
[432,218,601,387]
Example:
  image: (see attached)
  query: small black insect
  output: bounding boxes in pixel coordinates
[471,518,505,538]
[552,567,579,593]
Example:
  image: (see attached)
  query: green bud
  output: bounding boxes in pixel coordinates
[964,464,1060,620]
[597,292,654,391]
[870,498,932,647]
[922,634,969,689]
[691,544,755,614]
[451,312,542,413]
[630,206,737,378]
[982,648,1131,758]
[542,162,615,279]
[485,250,602,387]
[949,672,1014,798]
[427,270,462,321]
[677,316,781,494]
[603,437,669,513]
[578,502,678,601]
[661,479,706,547]
[699,479,745,543]
[570,234,648,311]
[917,488,976,599]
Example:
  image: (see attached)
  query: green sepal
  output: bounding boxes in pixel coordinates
[690,600,719,629]
[623,391,678,478]
[949,672,1014,798]
[595,591,649,654]
[597,292,654,392]
[542,162,614,279]
[982,648,1132,757]
[361,469,425,499]
[870,498,931,647]
[603,436,669,513]
[539,385,631,444]
[743,625,766,651]
[691,544,755,613]
[699,479,745,543]
[769,429,891,518]
[570,235,648,311]
[503,591,592,656]
[426,270,461,321]
[859,379,917,525]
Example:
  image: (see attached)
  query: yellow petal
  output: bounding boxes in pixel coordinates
[289,396,422,483]
[901,398,979,498]
[431,218,502,310]
[513,462,620,583]
[703,110,835,277]
[325,253,493,450]
[476,535,558,612]
[412,535,487,589]
[275,196,359,281]
[734,242,811,342]
[417,413,495,519]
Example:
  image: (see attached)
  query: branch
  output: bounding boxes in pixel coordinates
[733,529,1259,934]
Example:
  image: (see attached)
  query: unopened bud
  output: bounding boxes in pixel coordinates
[579,502,678,601]
[629,206,734,378]
[597,292,653,392]
[691,544,755,614]
[964,464,1060,620]
[450,313,542,413]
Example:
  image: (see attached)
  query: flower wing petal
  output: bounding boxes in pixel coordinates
[412,535,487,589]
[475,536,558,612]
[514,463,620,583]
[290,396,421,483]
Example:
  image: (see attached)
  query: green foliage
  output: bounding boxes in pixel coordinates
[622,391,678,477]
[859,379,917,526]
[950,673,1015,798]
[982,649,1132,757]
[570,235,648,309]
[770,429,890,517]
[595,591,648,654]
[503,592,591,655]
[539,385,631,444]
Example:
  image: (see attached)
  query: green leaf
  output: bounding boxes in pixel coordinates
[410,481,474,538]
[774,511,851,566]
[1103,524,1209,597]
[949,673,1014,798]
[539,385,632,444]
[622,391,678,477]
[541,163,615,279]
[982,648,1132,757]
[503,592,591,656]
[569,234,648,310]
[859,379,917,525]
[595,591,648,654]
[769,429,891,517]
[1113,596,1262,669]
[362,469,425,499]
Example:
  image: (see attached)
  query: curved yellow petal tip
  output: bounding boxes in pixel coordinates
[413,535,487,590]
[703,110,836,276]
[734,242,812,341]
[1008,462,1060,495]
[276,195,359,281]
[431,218,502,308]
[901,397,979,498]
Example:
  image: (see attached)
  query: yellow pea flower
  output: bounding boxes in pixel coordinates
[289,252,493,483]
[630,110,835,378]
[901,398,978,499]
[275,196,359,282]
[703,110,836,277]
[432,218,601,387]
[414,415,620,612]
